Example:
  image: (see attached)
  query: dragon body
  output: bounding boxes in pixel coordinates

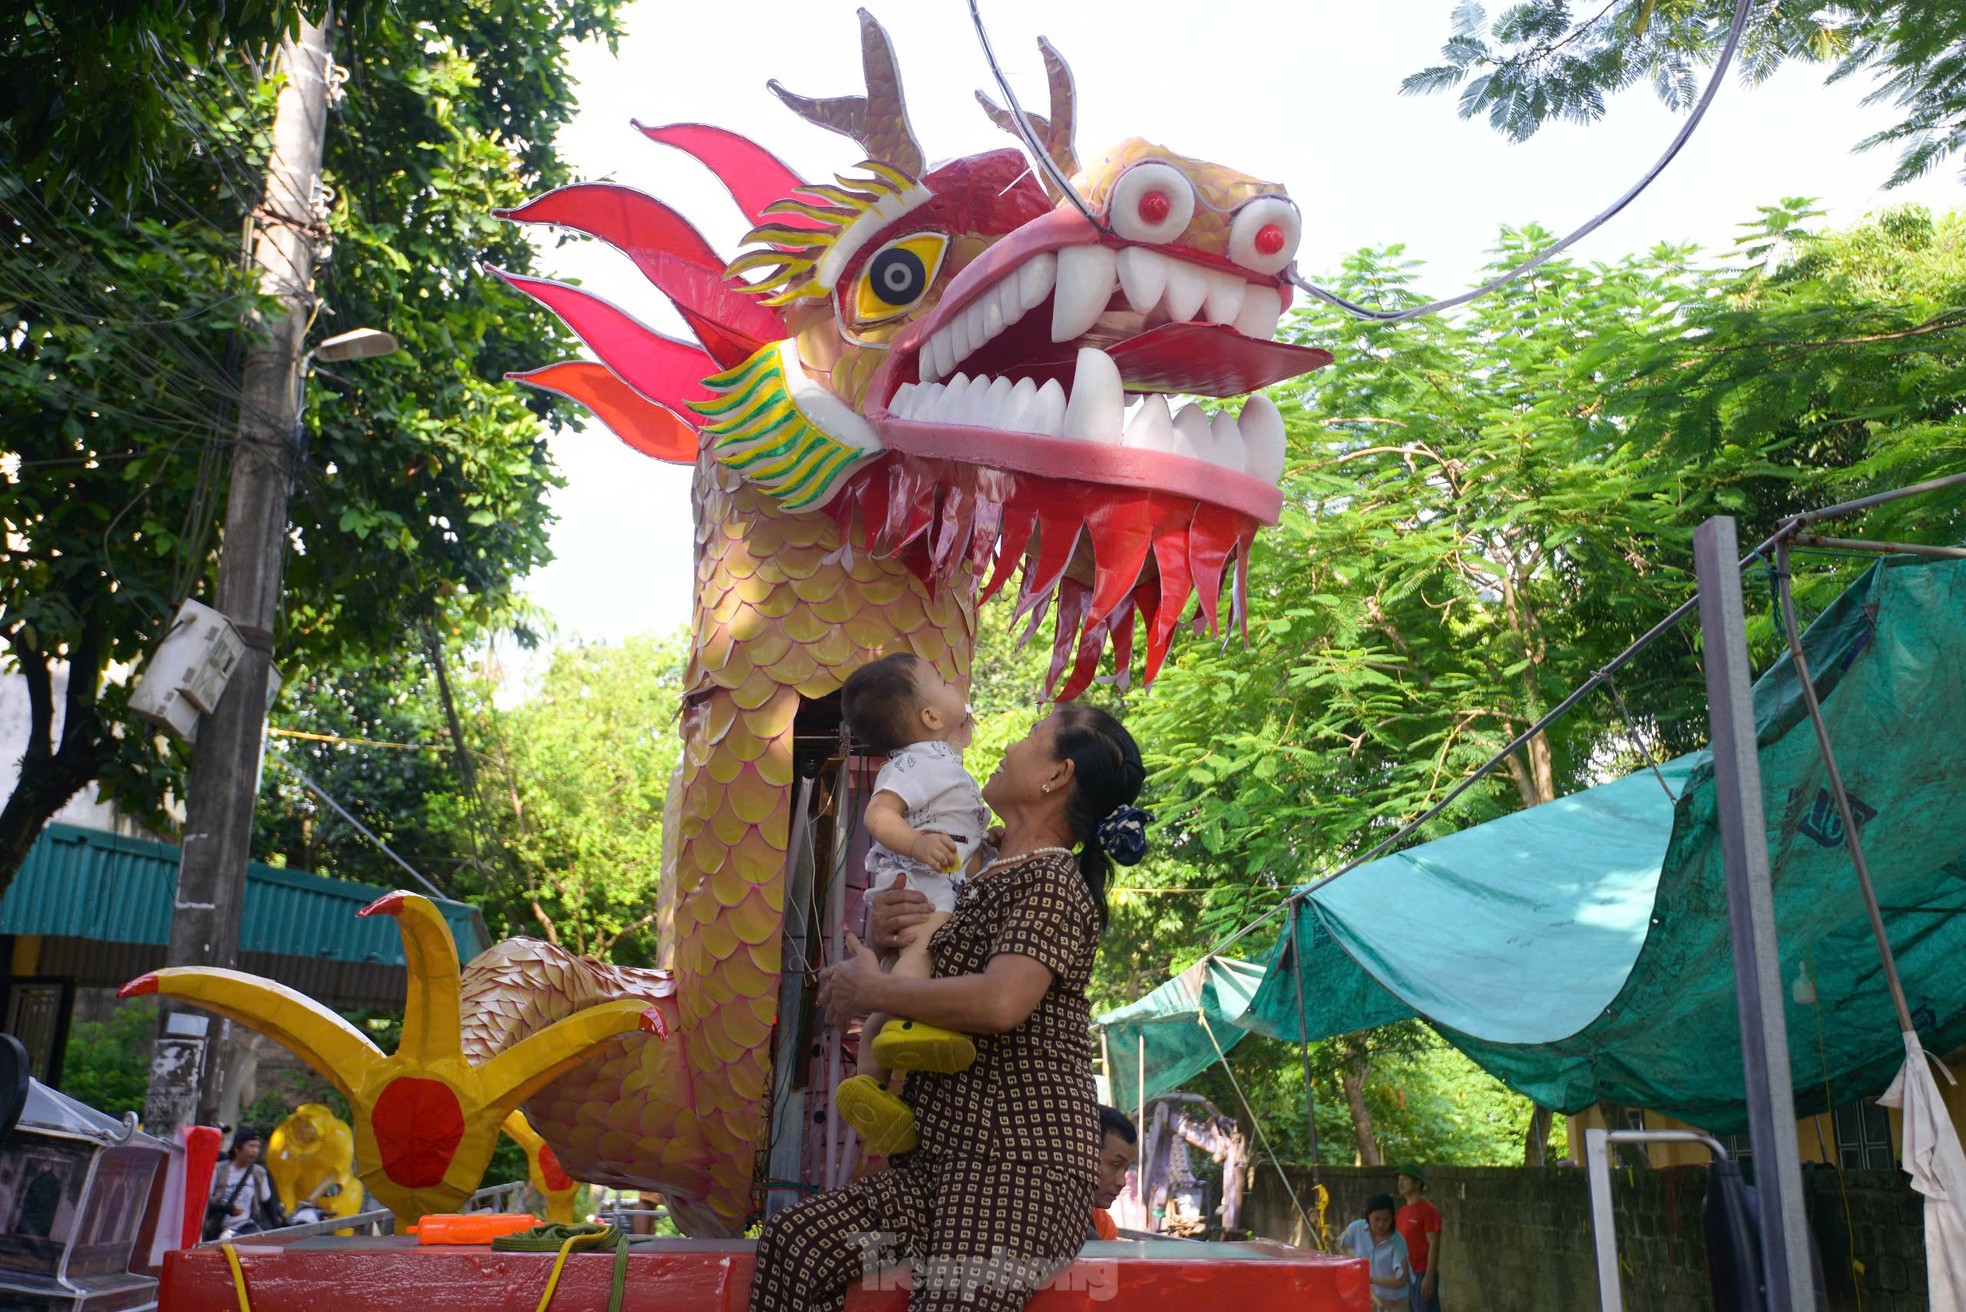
[137,11,1330,1235]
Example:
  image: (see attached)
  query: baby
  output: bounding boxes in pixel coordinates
[832,651,990,1154]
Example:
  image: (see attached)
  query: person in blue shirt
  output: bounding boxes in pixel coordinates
[1338,1193,1412,1308]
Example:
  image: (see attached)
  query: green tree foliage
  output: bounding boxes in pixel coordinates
[455,636,689,965]
[59,1000,158,1117]
[1408,2,1966,184]
[1109,204,1966,1163]
[254,632,687,967]
[0,0,622,891]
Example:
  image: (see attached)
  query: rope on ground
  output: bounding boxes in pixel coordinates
[492,1222,628,1312]
[1197,1008,1323,1250]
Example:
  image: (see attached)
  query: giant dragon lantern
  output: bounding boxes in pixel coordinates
[130,11,1331,1238]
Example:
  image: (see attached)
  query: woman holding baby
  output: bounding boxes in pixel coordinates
[747,652,1151,1312]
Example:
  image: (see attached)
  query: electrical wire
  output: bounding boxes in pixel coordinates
[268,753,450,899]
[965,0,1107,233]
[1290,0,1755,322]
[967,0,1754,323]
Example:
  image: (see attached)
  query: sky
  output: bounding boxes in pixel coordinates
[516,0,1960,652]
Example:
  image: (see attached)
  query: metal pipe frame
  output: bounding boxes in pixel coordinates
[1771,542,1917,1036]
[1585,1127,1729,1312]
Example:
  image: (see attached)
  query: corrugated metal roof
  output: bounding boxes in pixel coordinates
[5,825,490,968]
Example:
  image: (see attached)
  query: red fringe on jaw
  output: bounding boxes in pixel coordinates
[826,453,1256,701]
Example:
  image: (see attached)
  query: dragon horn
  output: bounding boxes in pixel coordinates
[767,9,925,179]
[975,37,1080,195]
[357,892,462,1065]
[120,969,379,1100]
[475,1001,669,1110]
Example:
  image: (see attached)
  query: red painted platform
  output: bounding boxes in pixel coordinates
[163,1235,1371,1310]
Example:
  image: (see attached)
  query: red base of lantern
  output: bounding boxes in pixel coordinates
[162,1235,1370,1310]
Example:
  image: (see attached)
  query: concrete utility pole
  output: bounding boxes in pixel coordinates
[145,12,336,1137]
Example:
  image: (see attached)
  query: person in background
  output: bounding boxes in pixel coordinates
[1089,1105,1139,1241]
[1338,1193,1411,1309]
[206,1127,275,1240]
[1395,1166,1443,1311]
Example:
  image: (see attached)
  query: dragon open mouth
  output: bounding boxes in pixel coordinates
[868,210,1332,522]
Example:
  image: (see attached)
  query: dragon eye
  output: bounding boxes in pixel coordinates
[1227,196,1302,276]
[1108,162,1196,245]
[852,231,949,323]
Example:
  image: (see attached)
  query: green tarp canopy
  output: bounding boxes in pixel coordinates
[1100,558,1966,1133]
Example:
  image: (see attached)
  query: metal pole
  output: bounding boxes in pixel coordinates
[147,10,336,1137]
[1694,515,1817,1312]
[1286,901,1323,1178]
[1772,542,1916,1036]
[1587,1127,1731,1312]
[765,776,817,1218]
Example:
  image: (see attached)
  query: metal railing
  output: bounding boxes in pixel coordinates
[198,1178,535,1246]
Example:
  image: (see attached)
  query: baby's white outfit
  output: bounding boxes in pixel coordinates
[866,740,991,913]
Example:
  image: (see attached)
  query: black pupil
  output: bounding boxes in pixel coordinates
[869,247,926,305]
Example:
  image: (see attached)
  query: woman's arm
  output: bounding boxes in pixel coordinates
[819,935,1052,1035]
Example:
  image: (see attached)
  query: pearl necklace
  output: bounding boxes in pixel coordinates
[981,844,1075,875]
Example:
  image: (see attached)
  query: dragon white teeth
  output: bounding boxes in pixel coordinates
[1019,252,1057,311]
[1204,271,1246,326]
[1238,393,1285,482]
[1233,285,1284,340]
[1051,244,1118,343]
[997,279,1028,328]
[1061,348,1124,443]
[1116,247,1167,316]
[1006,376,1039,430]
[1170,402,1213,459]
[1032,378,1067,437]
[1163,261,1209,322]
[1123,394,1175,449]
[1207,408,1247,470]
[922,242,1284,387]
[887,370,1285,484]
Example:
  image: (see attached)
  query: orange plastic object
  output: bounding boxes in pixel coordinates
[411,1213,540,1246]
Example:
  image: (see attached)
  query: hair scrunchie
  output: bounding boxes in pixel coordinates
[1096,804,1154,866]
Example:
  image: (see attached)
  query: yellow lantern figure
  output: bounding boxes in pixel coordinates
[501,1111,581,1225]
[120,892,664,1222]
[268,1103,364,1223]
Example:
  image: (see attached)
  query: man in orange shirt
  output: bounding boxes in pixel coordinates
[1088,1106,1138,1242]
[1394,1165,1443,1310]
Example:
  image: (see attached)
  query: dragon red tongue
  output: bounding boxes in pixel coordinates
[1108,322,1332,396]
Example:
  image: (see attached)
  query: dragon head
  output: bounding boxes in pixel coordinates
[494,10,1330,698]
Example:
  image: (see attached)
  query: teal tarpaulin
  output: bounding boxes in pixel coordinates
[1100,955,1268,1109]
[1101,559,1966,1131]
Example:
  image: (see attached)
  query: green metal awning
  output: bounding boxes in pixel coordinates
[4,824,490,1007]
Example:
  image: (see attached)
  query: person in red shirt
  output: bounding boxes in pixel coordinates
[1394,1165,1443,1311]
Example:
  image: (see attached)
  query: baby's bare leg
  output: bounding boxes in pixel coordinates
[888,912,950,981]
[855,913,949,1085]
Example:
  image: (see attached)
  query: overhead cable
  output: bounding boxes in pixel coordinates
[1292,0,1756,322]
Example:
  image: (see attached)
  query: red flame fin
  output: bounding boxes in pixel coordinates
[489,267,717,415]
[495,184,787,368]
[634,122,817,228]
[511,361,701,465]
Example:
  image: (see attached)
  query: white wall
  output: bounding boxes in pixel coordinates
[0,665,157,838]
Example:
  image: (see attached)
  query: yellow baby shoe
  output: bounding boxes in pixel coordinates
[834,1075,918,1156]
[870,1019,977,1074]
